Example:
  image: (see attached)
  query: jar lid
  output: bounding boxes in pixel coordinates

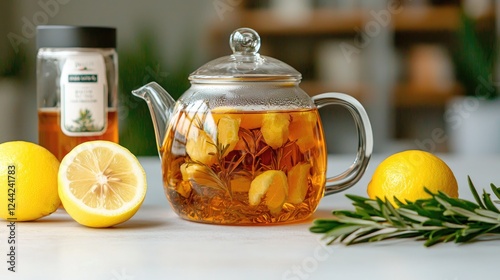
[37,25,116,49]
[189,28,301,82]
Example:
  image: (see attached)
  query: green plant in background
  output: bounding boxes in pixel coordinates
[118,28,194,156]
[453,11,498,100]
[0,47,25,77]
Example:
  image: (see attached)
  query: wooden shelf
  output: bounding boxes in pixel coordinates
[299,81,365,100]
[394,83,464,107]
[230,5,495,35]
[393,6,461,32]
[395,5,495,32]
[236,9,366,35]
[301,81,463,107]
[233,6,474,36]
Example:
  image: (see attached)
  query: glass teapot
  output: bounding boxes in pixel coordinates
[133,28,373,225]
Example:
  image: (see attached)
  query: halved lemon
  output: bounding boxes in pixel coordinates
[58,141,147,228]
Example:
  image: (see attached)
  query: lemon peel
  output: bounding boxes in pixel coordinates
[367,150,458,206]
[0,141,60,221]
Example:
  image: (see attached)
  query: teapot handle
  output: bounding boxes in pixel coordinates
[312,93,373,195]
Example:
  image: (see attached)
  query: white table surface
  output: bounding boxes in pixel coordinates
[1,153,500,280]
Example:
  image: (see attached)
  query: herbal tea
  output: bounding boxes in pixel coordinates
[161,108,327,224]
[38,108,119,161]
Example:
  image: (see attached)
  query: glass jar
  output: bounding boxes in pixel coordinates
[36,26,118,160]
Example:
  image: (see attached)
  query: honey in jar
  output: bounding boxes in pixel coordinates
[36,25,118,160]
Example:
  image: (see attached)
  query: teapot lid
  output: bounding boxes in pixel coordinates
[189,28,301,82]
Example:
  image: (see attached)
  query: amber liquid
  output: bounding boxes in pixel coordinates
[38,108,119,161]
[161,108,327,225]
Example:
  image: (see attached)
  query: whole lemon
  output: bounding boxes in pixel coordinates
[0,141,61,221]
[367,150,458,205]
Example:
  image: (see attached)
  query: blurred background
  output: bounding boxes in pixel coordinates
[0,0,498,155]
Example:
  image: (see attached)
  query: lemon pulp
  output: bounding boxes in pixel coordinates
[58,141,147,227]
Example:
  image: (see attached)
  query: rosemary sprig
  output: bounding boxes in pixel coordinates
[310,176,500,247]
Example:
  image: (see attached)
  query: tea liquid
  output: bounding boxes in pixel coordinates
[38,108,119,161]
[161,108,327,225]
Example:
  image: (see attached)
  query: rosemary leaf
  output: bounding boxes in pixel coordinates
[397,208,429,223]
[349,227,380,240]
[324,224,362,239]
[482,191,500,213]
[469,176,485,209]
[441,222,467,229]
[455,228,489,243]
[474,209,500,220]
[424,235,447,247]
[490,183,500,201]
[332,214,381,227]
[384,199,406,227]
[447,206,500,224]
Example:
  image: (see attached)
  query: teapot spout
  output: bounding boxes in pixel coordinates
[132,82,176,153]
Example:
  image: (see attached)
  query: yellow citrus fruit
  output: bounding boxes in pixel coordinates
[239,113,264,130]
[289,111,317,153]
[287,162,311,204]
[261,113,290,149]
[186,130,217,166]
[58,141,147,228]
[180,163,220,192]
[0,141,61,221]
[217,116,241,157]
[249,170,288,214]
[367,150,458,206]
[211,107,263,130]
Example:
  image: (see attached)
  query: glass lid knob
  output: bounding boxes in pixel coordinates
[229,28,261,55]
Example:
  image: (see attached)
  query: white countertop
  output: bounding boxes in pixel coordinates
[2,154,500,280]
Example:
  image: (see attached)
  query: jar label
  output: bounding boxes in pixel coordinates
[60,53,107,136]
